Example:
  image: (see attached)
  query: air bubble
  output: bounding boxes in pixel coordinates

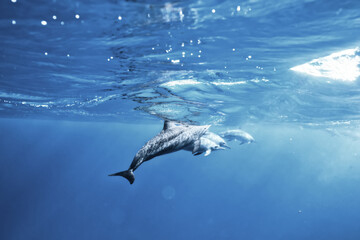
[162,186,175,200]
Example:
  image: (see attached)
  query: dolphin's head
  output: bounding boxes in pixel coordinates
[204,131,230,149]
[213,145,225,150]
[201,137,228,151]
[242,133,255,143]
[220,141,231,149]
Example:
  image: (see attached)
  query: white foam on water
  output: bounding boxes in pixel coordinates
[212,81,246,86]
[161,79,201,87]
[291,47,360,82]
[161,80,247,88]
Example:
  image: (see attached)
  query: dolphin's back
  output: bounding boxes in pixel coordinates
[136,127,187,161]
[134,124,209,162]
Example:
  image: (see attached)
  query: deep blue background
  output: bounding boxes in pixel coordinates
[1,118,360,239]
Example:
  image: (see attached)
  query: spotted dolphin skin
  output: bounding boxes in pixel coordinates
[109,120,210,184]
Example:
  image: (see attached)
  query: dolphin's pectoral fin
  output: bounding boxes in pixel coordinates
[193,152,202,156]
[204,149,211,156]
[192,139,201,154]
[109,169,135,184]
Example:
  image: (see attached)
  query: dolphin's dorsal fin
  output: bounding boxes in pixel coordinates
[192,139,201,154]
[163,120,177,131]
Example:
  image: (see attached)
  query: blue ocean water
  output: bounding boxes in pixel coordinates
[1,0,360,239]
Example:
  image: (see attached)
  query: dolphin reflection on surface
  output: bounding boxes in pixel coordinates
[109,120,254,184]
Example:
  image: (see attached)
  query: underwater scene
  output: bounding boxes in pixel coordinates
[1,0,360,239]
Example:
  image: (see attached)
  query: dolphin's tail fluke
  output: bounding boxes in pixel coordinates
[109,169,135,184]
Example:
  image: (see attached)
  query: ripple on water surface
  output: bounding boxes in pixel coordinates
[0,0,360,126]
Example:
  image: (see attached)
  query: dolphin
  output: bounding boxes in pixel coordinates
[109,120,210,184]
[220,129,255,144]
[185,132,230,156]
[192,137,225,156]
[202,131,229,149]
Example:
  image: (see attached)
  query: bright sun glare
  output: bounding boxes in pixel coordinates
[291,47,360,82]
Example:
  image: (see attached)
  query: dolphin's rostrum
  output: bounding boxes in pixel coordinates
[109,120,210,184]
